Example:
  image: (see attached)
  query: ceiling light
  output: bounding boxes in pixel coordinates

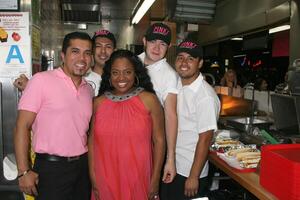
[187,24,199,32]
[233,54,246,58]
[77,23,87,30]
[131,0,156,24]
[231,37,243,41]
[269,25,290,34]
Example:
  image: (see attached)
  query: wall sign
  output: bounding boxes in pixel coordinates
[0,12,31,78]
[0,0,20,11]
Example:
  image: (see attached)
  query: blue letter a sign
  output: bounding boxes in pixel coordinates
[6,45,25,64]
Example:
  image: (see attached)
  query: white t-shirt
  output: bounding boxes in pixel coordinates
[138,52,178,106]
[176,73,220,178]
[85,70,101,96]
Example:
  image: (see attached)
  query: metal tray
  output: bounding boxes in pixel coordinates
[227,117,272,132]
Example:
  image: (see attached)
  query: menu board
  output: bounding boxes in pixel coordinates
[0,12,31,78]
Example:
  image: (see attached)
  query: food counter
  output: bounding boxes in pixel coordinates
[209,152,277,200]
[213,93,300,199]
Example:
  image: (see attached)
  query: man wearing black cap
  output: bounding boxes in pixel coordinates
[14,29,117,97]
[160,39,220,200]
[138,22,178,184]
[86,29,116,96]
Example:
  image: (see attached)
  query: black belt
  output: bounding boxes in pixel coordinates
[35,153,86,162]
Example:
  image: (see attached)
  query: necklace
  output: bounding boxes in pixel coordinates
[104,87,144,102]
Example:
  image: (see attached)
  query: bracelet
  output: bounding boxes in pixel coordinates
[17,169,31,179]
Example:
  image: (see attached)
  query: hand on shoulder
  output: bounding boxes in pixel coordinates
[13,74,29,91]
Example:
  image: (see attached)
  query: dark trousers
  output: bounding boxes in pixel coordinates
[160,174,209,200]
[33,153,91,200]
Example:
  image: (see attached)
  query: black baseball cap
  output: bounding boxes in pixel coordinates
[92,29,116,48]
[177,39,203,58]
[145,23,171,45]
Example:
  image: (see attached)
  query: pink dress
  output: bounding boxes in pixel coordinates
[92,89,153,200]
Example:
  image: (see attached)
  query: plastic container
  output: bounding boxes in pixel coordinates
[260,144,300,200]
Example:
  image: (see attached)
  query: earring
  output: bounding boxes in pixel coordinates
[135,75,140,86]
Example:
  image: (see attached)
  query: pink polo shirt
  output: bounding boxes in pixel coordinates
[18,68,93,157]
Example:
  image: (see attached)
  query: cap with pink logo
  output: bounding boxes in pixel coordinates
[177,39,203,58]
[145,23,171,45]
[92,29,116,48]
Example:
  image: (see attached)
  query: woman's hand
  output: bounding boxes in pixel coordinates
[92,184,100,200]
[148,179,159,200]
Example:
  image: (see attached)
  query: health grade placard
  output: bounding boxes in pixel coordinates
[0,12,31,78]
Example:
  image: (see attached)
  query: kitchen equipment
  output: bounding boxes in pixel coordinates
[271,93,300,135]
[226,117,272,133]
[260,130,279,144]
[0,79,19,190]
[219,94,254,117]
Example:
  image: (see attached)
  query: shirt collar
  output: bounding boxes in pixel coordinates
[139,52,166,71]
[85,68,93,75]
[178,73,204,93]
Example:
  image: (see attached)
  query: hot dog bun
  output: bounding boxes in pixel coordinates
[236,152,261,161]
[226,148,252,157]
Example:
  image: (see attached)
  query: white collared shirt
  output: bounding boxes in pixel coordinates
[176,73,220,178]
[85,70,101,96]
[138,52,178,106]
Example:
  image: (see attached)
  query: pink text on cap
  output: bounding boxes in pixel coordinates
[180,41,197,49]
[95,29,110,36]
[153,26,169,35]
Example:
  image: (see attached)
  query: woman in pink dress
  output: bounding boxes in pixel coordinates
[88,50,165,200]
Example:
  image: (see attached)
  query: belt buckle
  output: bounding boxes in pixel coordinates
[67,156,80,162]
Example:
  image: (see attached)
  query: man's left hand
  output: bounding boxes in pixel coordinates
[184,176,199,197]
[162,158,176,183]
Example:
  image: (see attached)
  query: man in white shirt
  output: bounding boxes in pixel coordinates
[138,23,178,184]
[14,29,116,97]
[161,39,220,200]
[87,29,116,96]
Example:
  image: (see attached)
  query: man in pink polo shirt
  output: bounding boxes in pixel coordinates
[14,32,93,200]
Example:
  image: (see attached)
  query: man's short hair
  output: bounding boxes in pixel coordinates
[62,32,92,54]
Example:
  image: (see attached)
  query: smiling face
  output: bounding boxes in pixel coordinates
[110,57,136,95]
[175,52,203,85]
[93,37,115,67]
[61,38,92,79]
[143,38,168,65]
